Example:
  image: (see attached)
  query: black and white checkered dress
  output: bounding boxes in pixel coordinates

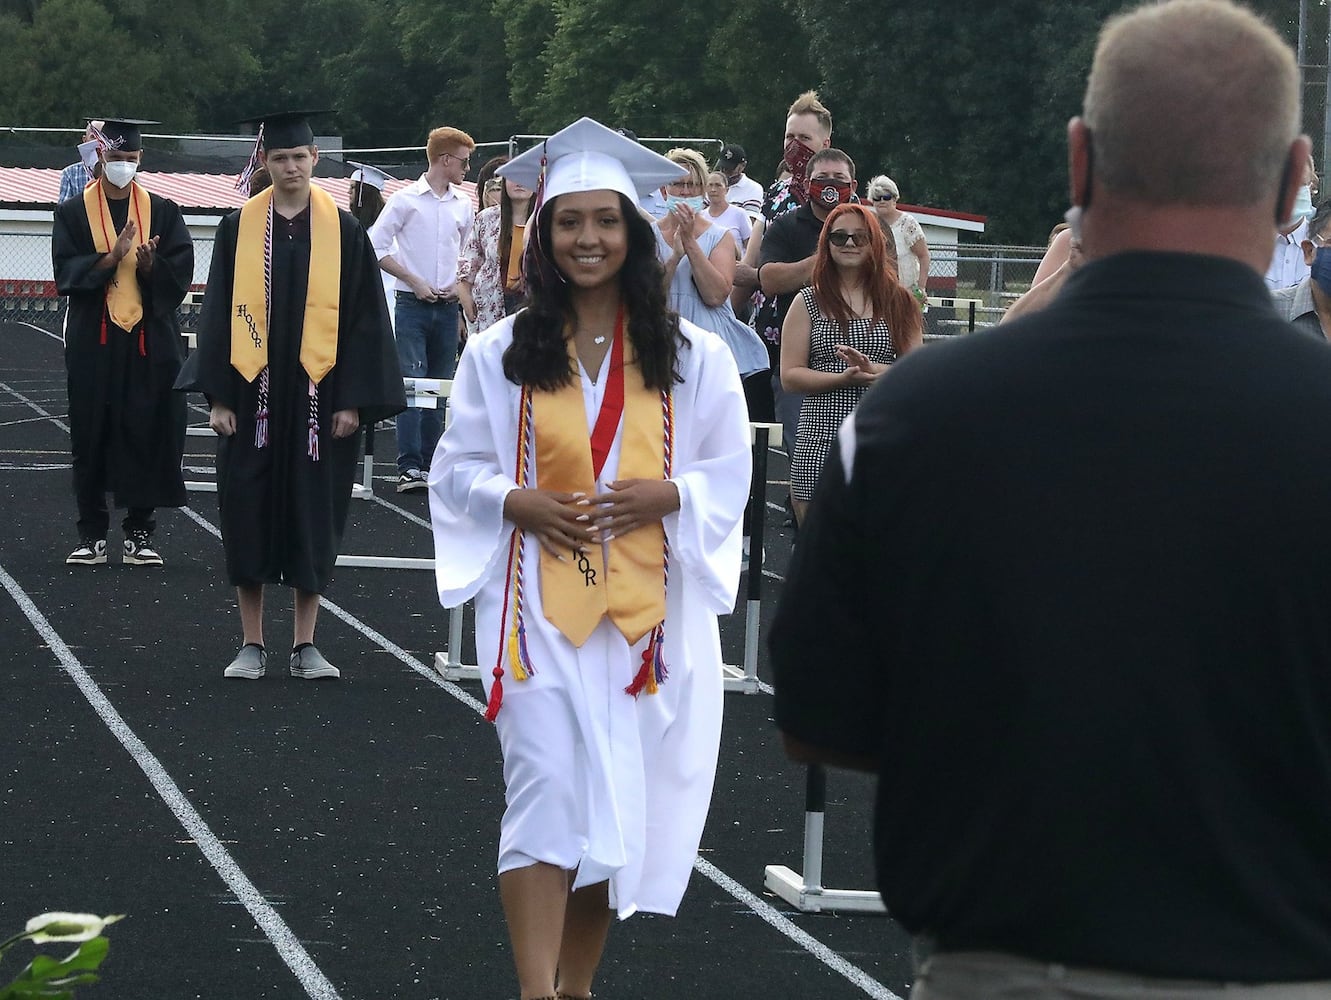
[790,288,898,501]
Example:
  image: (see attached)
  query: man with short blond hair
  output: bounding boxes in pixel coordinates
[732,90,835,431]
[371,124,476,491]
[775,2,1331,996]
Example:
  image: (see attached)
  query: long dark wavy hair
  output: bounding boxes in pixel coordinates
[503,192,686,391]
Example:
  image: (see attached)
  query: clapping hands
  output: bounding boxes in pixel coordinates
[836,345,881,386]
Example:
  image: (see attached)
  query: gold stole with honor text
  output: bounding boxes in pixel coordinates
[483,314,675,722]
[533,330,667,647]
[229,185,341,384]
[84,180,151,335]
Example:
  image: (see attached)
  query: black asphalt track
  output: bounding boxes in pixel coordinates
[0,316,916,1000]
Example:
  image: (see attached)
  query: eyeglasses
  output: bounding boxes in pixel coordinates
[440,151,471,168]
[828,230,871,247]
[873,194,897,203]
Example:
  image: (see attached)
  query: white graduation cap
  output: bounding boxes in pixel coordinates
[348,160,391,192]
[497,117,685,207]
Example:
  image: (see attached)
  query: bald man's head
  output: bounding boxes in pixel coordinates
[1082,0,1298,207]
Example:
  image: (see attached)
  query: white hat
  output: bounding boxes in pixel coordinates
[497,117,685,206]
[347,160,391,192]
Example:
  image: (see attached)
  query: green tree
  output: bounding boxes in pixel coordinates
[788,0,1126,243]
[395,0,520,148]
[696,0,819,188]
[0,0,258,132]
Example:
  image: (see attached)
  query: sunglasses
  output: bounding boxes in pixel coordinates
[828,230,871,247]
[873,194,897,203]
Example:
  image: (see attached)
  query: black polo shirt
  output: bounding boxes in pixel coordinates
[755,202,825,351]
[772,252,1331,981]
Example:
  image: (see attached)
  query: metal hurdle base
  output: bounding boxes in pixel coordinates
[763,765,886,915]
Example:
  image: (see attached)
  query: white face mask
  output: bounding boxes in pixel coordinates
[103,160,138,188]
[1283,184,1314,229]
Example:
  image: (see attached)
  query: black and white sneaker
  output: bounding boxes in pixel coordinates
[224,643,267,679]
[123,531,163,566]
[396,469,428,493]
[290,644,340,680]
[66,539,108,566]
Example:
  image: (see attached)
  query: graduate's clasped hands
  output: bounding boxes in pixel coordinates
[504,480,682,559]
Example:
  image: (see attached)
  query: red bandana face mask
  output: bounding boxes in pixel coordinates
[808,178,854,210]
[784,138,816,200]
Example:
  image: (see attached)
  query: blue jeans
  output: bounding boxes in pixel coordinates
[394,293,459,473]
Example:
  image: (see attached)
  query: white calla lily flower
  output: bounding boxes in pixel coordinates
[23,912,124,944]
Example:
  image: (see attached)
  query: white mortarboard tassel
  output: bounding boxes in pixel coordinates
[347,160,391,192]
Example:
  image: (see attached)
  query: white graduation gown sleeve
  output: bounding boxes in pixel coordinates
[665,319,752,615]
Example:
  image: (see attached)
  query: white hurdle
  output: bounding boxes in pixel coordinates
[434,421,783,695]
[351,377,452,502]
[762,763,887,914]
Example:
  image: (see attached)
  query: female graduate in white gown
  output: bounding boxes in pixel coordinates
[427,118,751,1000]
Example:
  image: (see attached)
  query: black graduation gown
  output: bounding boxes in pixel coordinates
[51,187,192,510]
[175,205,406,593]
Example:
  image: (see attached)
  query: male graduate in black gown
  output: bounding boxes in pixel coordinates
[52,117,193,567]
[176,111,405,681]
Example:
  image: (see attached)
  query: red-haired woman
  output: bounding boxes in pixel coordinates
[779,203,922,525]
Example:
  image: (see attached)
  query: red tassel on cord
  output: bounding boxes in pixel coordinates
[138,329,145,356]
[624,645,655,698]
[484,666,505,722]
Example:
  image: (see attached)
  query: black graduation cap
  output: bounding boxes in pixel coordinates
[235,109,334,150]
[89,117,158,152]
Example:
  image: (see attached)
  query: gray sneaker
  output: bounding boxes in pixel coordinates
[66,539,108,565]
[223,643,267,679]
[396,468,428,493]
[123,530,163,566]
[290,644,340,680]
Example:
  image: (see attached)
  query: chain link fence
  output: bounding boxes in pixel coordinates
[923,243,1046,337]
[1,230,217,332]
[2,229,1048,336]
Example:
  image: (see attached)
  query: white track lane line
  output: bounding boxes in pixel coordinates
[4,332,892,999]
[185,502,893,998]
[0,564,344,1000]
[5,320,62,342]
[0,381,69,432]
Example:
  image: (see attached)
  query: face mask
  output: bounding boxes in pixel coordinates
[78,139,100,172]
[1312,246,1331,297]
[1284,184,1313,229]
[666,195,706,213]
[103,160,138,188]
[1064,204,1084,244]
[784,138,816,201]
[808,178,853,210]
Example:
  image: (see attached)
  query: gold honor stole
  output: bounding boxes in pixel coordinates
[532,317,667,648]
[230,185,341,384]
[84,180,150,337]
